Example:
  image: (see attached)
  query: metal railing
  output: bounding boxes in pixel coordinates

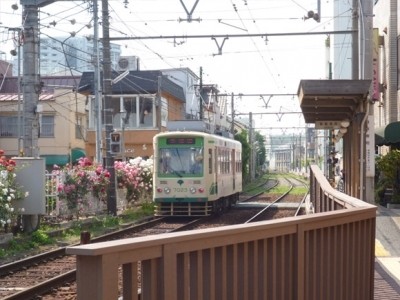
[44,171,111,218]
[45,172,61,216]
[67,164,376,300]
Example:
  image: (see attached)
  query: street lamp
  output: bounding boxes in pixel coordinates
[120,109,126,161]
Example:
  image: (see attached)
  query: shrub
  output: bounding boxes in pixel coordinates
[0,150,27,232]
[114,157,153,203]
[55,158,110,219]
[376,150,400,204]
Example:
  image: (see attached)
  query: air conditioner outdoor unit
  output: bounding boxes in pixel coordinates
[117,56,138,71]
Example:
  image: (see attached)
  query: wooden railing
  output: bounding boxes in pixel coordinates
[66,165,376,300]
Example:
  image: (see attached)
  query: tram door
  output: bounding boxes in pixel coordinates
[214,147,218,195]
[231,149,236,190]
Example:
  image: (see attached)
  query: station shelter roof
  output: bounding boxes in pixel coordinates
[297,79,371,128]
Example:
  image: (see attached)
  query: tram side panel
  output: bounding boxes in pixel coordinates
[153,131,242,216]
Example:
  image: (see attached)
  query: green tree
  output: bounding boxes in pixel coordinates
[254,131,267,173]
[376,150,400,203]
[235,130,250,182]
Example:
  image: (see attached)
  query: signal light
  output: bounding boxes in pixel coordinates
[110,132,121,155]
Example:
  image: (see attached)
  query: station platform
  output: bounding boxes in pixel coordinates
[375,205,400,299]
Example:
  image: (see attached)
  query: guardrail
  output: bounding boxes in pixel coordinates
[67,164,376,300]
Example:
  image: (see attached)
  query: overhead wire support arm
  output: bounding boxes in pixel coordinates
[212,37,228,56]
[218,93,297,97]
[106,30,356,42]
[235,112,303,115]
[260,95,273,109]
[106,30,354,56]
[179,0,201,23]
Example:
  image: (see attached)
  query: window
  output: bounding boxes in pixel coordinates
[158,146,203,176]
[75,116,84,139]
[89,95,157,130]
[113,96,156,129]
[398,36,400,89]
[208,149,213,174]
[161,97,168,126]
[0,116,18,137]
[138,96,154,127]
[40,115,55,137]
[236,150,242,173]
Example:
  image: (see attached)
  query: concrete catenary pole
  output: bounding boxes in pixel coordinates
[101,0,117,215]
[249,112,254,181]
[22,4,40,157]
[360,0,375,203]
[93,0,103,164]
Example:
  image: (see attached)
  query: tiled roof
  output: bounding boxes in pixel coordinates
[0,94,54,101]
[0,75,80,94]
[78,70,186,102]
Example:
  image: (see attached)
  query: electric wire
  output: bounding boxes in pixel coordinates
[0,0,345,130]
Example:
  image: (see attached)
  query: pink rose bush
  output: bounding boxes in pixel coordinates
[114,157,153,203]
[55,156,153,218]
[55,157,110,218]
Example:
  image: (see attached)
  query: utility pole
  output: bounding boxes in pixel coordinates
[230,92,234,135]
[8,27,23,154]
[199,66,203,120]
[22,4,40,157]
[352,0,359,80]
[249,112,254,181]
[101,0,117,215]
[360,0,374,203]
[93,0,103,164]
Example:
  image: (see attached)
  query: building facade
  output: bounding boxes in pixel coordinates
[78,70,187,161]
[373,0,400,150]
[0,75,87,168]
[10,36,124,75]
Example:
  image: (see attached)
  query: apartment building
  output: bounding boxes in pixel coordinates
[0,75,87,168]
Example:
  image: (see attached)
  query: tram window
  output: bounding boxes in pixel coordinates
[159,147,203,175]
[231,149,235,174]
[209,149,212,174]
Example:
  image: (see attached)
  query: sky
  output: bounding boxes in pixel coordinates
[0,0,334,135]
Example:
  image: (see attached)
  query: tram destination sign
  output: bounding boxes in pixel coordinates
[166,138,196,145]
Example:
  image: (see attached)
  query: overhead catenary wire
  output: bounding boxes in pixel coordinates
[106,30,355,41]
[0,0,341,134]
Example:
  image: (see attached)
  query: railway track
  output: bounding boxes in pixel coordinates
[0,217,205,300]
[242,175,309,223]
[189,174,309,229]
[0,174,309,299]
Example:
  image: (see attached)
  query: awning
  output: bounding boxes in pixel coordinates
[71,148,86,163]
[375,121,400,146]
[41,155,69,166]
[298,79,371,125]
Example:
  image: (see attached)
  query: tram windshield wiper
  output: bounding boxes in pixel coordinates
[173,170,183,177]
[170,168,183,177]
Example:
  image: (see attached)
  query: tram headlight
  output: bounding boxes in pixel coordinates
[164,187,171,194]
[189,187,197,194]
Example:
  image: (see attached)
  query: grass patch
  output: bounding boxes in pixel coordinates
[0,229,55,260]
[243,174,271,195]
[291,186,309,195]
[268,185,291,194]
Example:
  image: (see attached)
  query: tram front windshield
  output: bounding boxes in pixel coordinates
[159,147,203,176]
